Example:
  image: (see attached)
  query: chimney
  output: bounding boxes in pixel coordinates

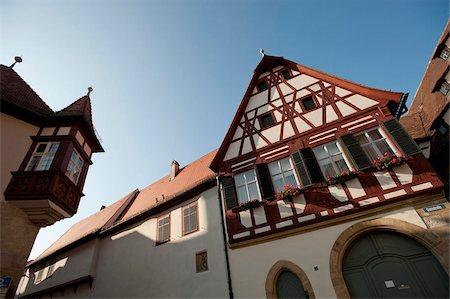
[170,160,180,181]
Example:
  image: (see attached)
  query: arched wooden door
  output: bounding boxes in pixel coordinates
[343,231,449,298]
[276,270,308,299]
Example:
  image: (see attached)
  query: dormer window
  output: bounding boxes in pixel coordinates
[26,142,59,171]
[302,96,317,111]
[439,81,450,96]
[440,46,450,61]
[65,149,84,184]
[259,112,275,129]
[281,69,292,80]
[257,80,268,92]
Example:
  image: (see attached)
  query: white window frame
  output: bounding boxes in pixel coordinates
[267,157,299,192]
[182,201,198,236]
[65,149,84,185]
[440,46,450,61]
[355,127,396,162]
[439,81,450,96]
[157,214,170,244]
[234,169,262,204]
[313,141,351,179]
[26,142,59,171]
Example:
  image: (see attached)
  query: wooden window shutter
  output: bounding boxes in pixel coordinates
[255,163,275,200]
[221,176,238,210]
[339,134,372,170]
[292,148,324,186]
[382,118,420,156]
[300,148,324,183]
[291,151,312,187]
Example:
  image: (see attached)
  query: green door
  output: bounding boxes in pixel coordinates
[276,270,308,298]
[343,231,449,298]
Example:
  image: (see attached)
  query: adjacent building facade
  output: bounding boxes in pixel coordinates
[16,54,449,298]
[0,63,103,298]
[401,21,450,196]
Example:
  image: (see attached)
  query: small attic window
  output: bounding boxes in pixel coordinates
[439,81,450,96]
[281,69,292,80]
[257,80,268,92]
[302,96,317,111]
[440,46,450,61]
[259,113,275,128]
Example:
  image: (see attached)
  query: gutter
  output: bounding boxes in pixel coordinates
[216,176,234,299]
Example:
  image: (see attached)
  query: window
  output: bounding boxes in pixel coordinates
[440,46,450,60]
[35,269,43,283]
[281,69,292,80]
[46,263,55,279]
[196,251,208,273]
[26,142,59,171]
[183,201,198,235]
[439,81,450,96]
[257,80,268,92]
[157,214,170,244]
[355,128,393,162]
[259,113,275,128]
[313,141,350,179]
[65,149,84,184]
[235,169,261,204]
[268,157,298,192]
[302,96,316,111]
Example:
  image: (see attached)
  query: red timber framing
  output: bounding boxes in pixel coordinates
[210,55,445,246]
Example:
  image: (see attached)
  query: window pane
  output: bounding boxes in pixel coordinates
[49,143,59,153]
[327,143,340,155]
[356,134,370,144]
[313,146,328,160]
[272,174,284,192]
[374,140,393,156]
[367,129,383,140]
[27,156,41,171]
[362,145,379,162]
[190,214,197,230]
[36,144,47,152]
[237,186,248,204]
[268,162,281,175]
[284,170,297,187]
[280,158,292,171]
[302,97,316,111]
[247,182,259,201]
[235,174,245,187]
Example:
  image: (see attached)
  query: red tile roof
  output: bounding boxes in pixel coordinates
[53,95,95,134]
[399,113,429,140]
[29,189,137,266]
[119,149,218,222]
[30,150,218,265]
[0,65,53,116]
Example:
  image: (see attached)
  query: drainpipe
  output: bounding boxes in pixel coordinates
[216,175,234,299]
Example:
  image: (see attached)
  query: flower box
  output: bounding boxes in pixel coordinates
[273,185,303,202]
[373,152,411,171]
[232,199,263,212]
[328,170,357,185]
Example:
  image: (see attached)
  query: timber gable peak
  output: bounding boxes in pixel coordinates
[210,55,404,171]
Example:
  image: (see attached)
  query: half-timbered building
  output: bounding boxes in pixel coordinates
[211,54,449,298]
[1,62,103,298]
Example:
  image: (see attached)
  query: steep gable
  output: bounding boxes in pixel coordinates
[210,55,403,171]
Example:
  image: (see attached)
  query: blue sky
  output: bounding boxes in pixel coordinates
[1,0,448,259]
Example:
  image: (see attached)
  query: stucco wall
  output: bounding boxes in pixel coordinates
[18,187,229,298]
[0,113,39,200]
[228,206,427,298]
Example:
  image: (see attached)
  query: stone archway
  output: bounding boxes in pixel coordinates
[265,260,315,299]
[329,218,449,298]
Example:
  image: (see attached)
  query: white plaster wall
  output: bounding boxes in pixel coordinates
[0,113,39,201]
[228,206,427,298]
[18,240,98,296]
[67,187,229,298]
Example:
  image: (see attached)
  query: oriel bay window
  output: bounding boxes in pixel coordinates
[65,149,84,185]
[26,142,60,171]
[268,157,299,192]
[312,141,350,179]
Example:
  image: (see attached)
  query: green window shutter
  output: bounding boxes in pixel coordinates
[221,176,238,210]
[382,118,420,156]
[292,152,312,187]
[255,163,275,200]
[300,148,324,183]
[292,148,324,187]
[339,134,372,170]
